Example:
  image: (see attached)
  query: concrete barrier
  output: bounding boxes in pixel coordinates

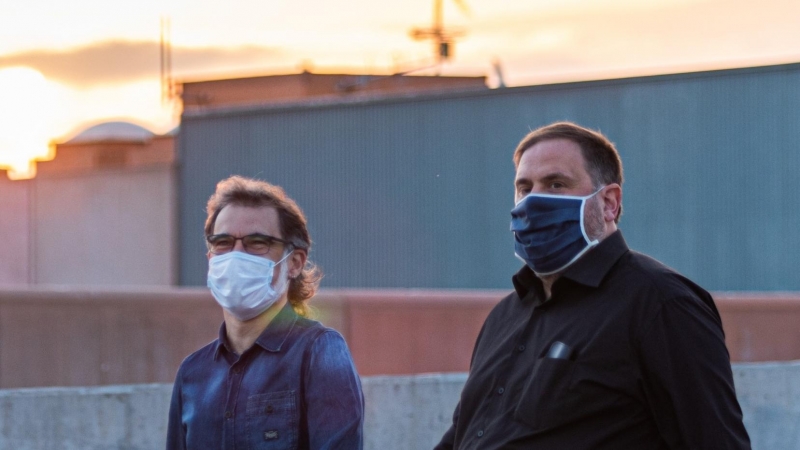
[362,373,467,449]
[0,384,173,450]
[1,364,799,449]
[733,362,800,449]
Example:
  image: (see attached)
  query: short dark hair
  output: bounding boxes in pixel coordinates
[204,175,321,317]
[513,122,624,222]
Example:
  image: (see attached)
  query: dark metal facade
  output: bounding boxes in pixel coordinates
[179,63,800,291]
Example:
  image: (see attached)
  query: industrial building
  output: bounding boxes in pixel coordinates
[2,65,799,291]
[0,121,176,285]
[178,63,800,291]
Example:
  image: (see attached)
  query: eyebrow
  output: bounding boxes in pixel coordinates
[515,171,575,188]
[514,177,530,188]
[541,172,575,184]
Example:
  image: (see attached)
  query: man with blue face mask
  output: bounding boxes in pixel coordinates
[167,175,364,449]
[436,122,750,449]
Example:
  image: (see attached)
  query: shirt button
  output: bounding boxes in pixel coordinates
[233,367,241,374]
[477,430,484,437]
[518,344,526,352]
[497,387,505,395]
[224,411,232,419]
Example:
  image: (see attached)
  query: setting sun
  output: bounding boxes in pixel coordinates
[1,0,799,179]
[0,67,57,179]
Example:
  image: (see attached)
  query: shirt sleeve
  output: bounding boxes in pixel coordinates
[304,330,364,449]
[637,293,751,449]
[165,368,187,450]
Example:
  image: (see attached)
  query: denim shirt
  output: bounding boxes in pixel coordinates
[166,303,364,449]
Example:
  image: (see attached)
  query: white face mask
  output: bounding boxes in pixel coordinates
[207,251,291,321]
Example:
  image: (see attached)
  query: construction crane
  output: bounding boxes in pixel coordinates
[409,0,469,65]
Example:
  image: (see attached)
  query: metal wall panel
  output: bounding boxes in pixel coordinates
[179,63,800,290]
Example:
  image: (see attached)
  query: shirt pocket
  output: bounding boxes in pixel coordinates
[513,356,578,431]
[246,390,299,450]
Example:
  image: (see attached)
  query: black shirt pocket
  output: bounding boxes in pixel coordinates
[246,390,298,450]
[513,356,578,431]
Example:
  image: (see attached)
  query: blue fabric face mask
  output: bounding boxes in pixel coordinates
[510,188,604,276]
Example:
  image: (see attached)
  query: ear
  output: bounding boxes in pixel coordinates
[287,249,307,279]
[599,184,622,223]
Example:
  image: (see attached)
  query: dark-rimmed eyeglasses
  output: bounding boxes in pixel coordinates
[206,233,293,256]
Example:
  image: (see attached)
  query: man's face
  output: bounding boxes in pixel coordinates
[514,138,595,201]
[514,138,606,240]
[211,204,288,288]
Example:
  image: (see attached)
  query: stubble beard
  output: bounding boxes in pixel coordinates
[584,194,607,242]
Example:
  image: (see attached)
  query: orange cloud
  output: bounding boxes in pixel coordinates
[0,41,284,87]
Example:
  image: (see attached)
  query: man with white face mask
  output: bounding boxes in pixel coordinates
[167,176,364,449]
[436,122,750,449]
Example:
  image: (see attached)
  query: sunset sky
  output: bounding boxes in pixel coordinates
[1,0,799,178]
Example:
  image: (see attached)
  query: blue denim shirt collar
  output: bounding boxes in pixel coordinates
[214,302,299,360]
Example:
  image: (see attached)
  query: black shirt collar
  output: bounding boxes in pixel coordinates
[512,230,629,300]
[214,302,299,360]
[561,230,629,287]
[512,264,541,301]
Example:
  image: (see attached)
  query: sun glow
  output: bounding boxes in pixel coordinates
[0,67,58,180]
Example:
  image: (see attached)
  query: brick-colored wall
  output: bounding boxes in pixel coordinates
[0,287,797,388]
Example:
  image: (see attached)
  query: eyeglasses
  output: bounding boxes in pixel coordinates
[206,233,293,256]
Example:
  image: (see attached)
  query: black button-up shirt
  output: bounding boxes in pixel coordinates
[436,231,750,449]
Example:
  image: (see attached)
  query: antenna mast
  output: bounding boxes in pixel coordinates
[410,0,467,67]
[160,17,176,105]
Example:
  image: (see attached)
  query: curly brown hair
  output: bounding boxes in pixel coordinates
[204,176,322,317]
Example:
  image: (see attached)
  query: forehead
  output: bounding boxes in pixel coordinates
[213,204,281,237]
[515,138,590,181]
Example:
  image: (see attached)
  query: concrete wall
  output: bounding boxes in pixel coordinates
[1,365,798,450]
[3,287,800,389]
[32,167,176,285]
[0,383,173,450]
[362,373,468,449]
[734,362,800,449]
[0,178,31,284]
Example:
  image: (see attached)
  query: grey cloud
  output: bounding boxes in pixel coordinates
[0,40,283,87]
